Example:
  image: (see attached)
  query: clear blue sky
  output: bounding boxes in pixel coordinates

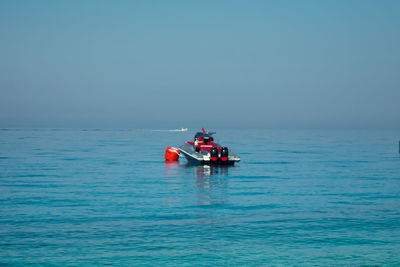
[1,0,399,128]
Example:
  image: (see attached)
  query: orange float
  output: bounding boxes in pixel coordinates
[164,146,180,161]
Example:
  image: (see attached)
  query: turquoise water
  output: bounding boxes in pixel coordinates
[1,129,400,265]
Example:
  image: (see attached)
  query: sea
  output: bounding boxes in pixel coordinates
[0,128,399,266]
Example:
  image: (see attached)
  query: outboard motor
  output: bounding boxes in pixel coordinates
[210,147,218,162]
[221,147,229,161]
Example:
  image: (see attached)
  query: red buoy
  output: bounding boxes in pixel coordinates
[164,146,180,161]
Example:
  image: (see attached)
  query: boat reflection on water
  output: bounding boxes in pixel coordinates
[164,162,230,180]
[164,162,232,206]
[191,165,229,206]
[193,165,228,182]
[164,161,181,177]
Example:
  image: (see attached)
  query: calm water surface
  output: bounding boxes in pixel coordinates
[0,129,400,265]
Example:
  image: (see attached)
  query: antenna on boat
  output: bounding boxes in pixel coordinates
[202,128,216,135]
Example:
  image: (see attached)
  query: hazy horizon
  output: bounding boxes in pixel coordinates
[1,1,399,129]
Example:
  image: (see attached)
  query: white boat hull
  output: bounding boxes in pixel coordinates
[179,144,240,165]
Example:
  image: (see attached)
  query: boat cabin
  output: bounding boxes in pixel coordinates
[190,132,217,152]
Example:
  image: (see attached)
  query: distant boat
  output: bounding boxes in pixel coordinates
[152,128,188,132]
[169,128,188,132]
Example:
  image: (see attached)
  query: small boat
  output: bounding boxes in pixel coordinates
[168,127,188,132]
[179,128,240,165]
[153,128,188,132]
